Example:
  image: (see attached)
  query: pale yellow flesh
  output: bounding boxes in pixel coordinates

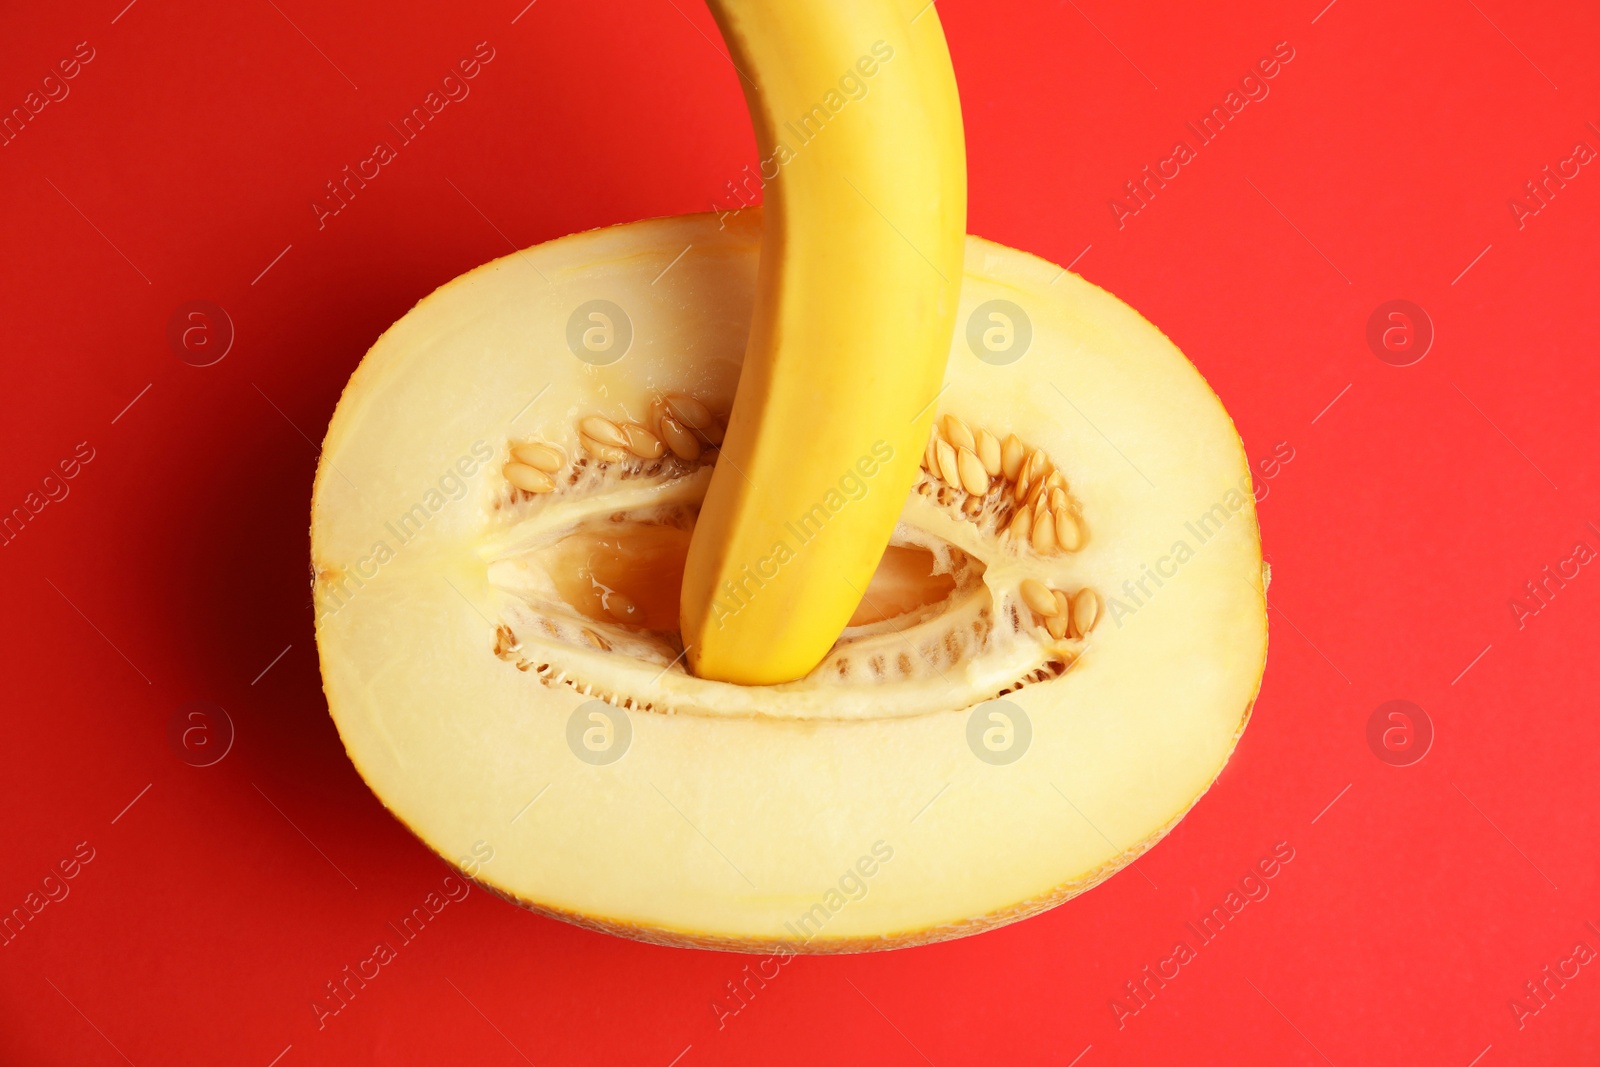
[311,213,1267,951]
[682,0,968,685]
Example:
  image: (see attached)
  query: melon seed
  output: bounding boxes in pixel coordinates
[504,462,556,494]
[935,440,961,487]
[659,414,703,461]
[942,414,975,453]
[1008,503,1033,541]
[1071,589,1101,637]
[976,429,1002,478]
[665,393,713,432]
[511,442,565,472]
[1013,471,1031,503]
[1020,578,1056,616]
[580,416,629,449]
[606,591,641,623]
[1054,509,1083,552]
[1045,607,1070,641]
[1001,433,1025,480]
[647,398,668,435]
[622,423,666,460]
[581,436,629,463]
[957,447,990,497]
[1031,508,1057,553]
[1023,450,1048,485]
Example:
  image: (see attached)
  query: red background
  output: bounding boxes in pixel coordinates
[2,0,1598,1063]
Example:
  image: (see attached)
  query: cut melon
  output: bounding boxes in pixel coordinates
[311,210,1267,951]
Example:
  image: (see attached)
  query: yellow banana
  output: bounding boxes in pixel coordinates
[682,0,968,685]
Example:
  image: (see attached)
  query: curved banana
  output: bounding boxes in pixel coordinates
[682,0,968,685]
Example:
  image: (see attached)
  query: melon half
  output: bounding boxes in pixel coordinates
[311,210,1267,951]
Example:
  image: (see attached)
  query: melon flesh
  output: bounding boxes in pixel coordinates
[311,210,1267,951]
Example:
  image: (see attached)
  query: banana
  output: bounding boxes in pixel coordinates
[681,0,968,685]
